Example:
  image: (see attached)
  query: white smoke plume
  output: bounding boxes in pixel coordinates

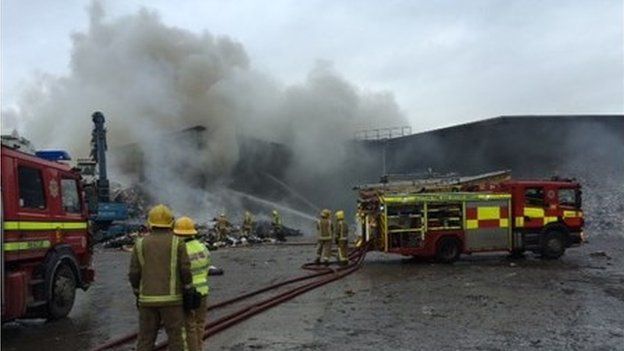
[3,2,406,221]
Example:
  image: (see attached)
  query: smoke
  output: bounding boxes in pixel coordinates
[3,2,406,222]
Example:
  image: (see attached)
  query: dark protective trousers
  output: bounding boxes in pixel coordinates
[338,240,348,263]
[185,296,208,351]
[137,305,188,351]
[316,239,332,263]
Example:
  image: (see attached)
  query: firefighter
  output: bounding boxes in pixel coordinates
[271,210,284,241]
[173,216,210,351]
[241,211,254,238]
[215,213,231,242]
[315,209,333,264]
[335,210,349,265]
[128,204,193,351]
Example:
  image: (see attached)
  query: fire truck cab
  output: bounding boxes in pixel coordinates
[2,145,94,321]
[357,177,584,262]
[500,180,583,256]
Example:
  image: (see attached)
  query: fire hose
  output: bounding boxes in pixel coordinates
[92,246,367,351]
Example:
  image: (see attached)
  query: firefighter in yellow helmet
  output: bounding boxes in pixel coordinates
[271,210,284,241]
[241,211,254,238]
[215,213,231,242]
[128,204,193,351]
[173,216,210,351]
[315,209,333,264]
[335,210,349,266]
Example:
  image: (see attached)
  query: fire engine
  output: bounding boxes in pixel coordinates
[1,143,93,321]
[1,112,125,321]
[356,171,584,262]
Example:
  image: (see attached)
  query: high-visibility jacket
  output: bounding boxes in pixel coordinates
[129,230,192,306]
[185,238,210,296]
[317,218,333,241]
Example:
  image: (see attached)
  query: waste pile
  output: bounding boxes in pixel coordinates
[100,219,303,251]
[111,184,150,219]
[197,219,302,250]
[575,174,624,237]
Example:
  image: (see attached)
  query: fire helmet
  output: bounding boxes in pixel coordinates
[147,204,174,229]
[173,216,198,236]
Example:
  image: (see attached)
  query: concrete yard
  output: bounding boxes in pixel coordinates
[2,233,623,351]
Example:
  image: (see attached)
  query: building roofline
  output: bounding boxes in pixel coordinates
[387,114,624,141]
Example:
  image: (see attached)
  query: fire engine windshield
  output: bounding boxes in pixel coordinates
[558,188,581,208]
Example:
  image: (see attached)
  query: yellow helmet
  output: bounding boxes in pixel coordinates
[321,209,331,218]
[147,204,174,229]
[335,210,345,220]
[173,216,198,235]
[272,210,278,216]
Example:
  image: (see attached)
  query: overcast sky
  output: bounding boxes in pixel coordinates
[2,0,623,132]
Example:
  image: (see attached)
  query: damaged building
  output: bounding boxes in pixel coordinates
[109,115,623,229]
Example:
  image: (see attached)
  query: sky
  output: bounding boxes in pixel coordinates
[2,0,623,133]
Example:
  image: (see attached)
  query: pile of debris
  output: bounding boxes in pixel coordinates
[99,219,302,251]
[111,184,150,219]
[578,175,624,236]
[102,231,141,250]
[198,219,302,250]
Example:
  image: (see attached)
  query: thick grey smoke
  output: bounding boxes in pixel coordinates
[4,3,406,221]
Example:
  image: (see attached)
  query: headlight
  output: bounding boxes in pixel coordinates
[580,231,587,242]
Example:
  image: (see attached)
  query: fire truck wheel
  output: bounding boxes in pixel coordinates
[436,238,461,263]
[48,263,77,320]
[541,232,565,259]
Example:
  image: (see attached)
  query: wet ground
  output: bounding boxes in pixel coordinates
[2,234,624,351]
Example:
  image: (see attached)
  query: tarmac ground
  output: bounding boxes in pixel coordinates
[2,233,624,351]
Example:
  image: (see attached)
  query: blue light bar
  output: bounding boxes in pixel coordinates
[35,150,72,161]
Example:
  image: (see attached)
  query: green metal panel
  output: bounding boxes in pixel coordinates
[381,192,511,204]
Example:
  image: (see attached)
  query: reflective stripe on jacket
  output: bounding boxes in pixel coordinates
[185,238,210,296]
[129,230,192,306]
[317,218,333,241]
[336,220,348,241]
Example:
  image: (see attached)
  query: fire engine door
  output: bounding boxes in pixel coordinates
[522,187,556,228]
[464,200,512,251]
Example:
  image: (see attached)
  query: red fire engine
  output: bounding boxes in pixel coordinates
[356,171,584,262]
[1,144,94,321]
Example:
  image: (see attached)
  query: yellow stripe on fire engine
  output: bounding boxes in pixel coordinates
[563,210,583,218]
[2,221,88,231]
[515,217,524,227]
[499,218,509,228]
[544,216,558,224]
[466,220,479,229]
[523,207,544,218]
[466,218,508,229]
[477,207,501,220]
[3,240,51,251]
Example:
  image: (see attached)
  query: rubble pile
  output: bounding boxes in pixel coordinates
[99,219,303,251]
[575,174,624,236]
[111,184,150,219]
[102,232,139,249]
[198,219,302,249]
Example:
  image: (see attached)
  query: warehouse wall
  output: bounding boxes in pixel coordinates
[375,115,624,179]
[111,115,624,230]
